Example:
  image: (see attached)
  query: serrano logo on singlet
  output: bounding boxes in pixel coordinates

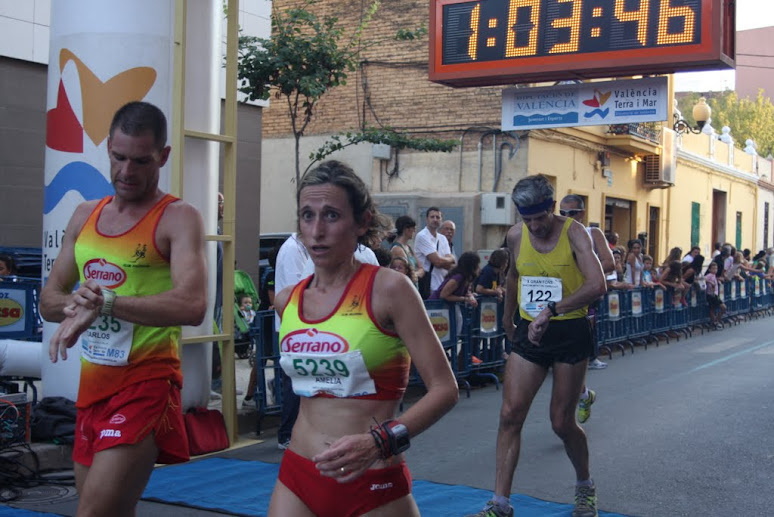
[280,328,349,354]
[83,258,127,289]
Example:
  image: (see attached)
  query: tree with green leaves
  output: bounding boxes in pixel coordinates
[708,90,774,157]
[677,90,774,157]
[237,0,457,185]
[238,0,378,184]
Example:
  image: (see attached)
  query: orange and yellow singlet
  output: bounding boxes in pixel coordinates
[279,264,410,400]
[73,195,182,408]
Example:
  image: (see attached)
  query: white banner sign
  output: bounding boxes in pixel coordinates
[502,77,668,131]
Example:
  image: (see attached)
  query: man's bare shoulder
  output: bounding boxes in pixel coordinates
[506,223,524,248]
[67,200,101,234]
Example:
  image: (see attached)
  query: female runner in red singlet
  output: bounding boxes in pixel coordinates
[269,160,459,517]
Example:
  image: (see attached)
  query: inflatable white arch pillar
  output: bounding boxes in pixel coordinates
[41,0,220,408]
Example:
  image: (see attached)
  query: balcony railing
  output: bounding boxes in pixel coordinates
[607,123,661,144]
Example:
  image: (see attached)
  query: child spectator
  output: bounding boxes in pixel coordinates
[389,256,416,285]
[642,255,657,286]
[475,249,508,301]
[705,261,726,329]
[238,294,255,324]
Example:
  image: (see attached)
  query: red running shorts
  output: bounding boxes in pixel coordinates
[278,448,412,517]
[73,379,189,467]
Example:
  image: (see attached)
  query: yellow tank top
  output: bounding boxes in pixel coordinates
[279,264,410,400]
[516,217,588,321]
[73,194,182,408]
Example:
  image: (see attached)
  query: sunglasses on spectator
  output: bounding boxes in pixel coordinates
[559,209,583,216]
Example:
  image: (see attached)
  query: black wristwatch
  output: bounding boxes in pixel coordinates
[547,301,558,317]
[384,420,410,455]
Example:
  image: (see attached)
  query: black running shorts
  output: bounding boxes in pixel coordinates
[514,317,593,369]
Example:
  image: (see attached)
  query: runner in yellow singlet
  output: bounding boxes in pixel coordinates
[467,175,606,517]
[40,102,207,517]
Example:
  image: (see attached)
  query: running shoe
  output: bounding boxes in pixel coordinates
[577,389,596,424]
[277,439,291,450]
[573,484,598,517]
[464,501,514,517]
[588,358,607,370]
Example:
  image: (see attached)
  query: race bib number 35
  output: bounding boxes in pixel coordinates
[280,350,376,398]
[80,316,134,366]
[520,276,562,318]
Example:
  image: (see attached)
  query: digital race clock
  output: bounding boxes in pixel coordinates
[429,0,735,87]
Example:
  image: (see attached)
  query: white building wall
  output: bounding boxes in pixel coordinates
[0,0,51,63]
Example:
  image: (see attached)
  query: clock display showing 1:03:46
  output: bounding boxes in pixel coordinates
[442,0,701,65]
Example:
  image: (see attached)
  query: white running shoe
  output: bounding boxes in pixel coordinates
[588,359,607,370]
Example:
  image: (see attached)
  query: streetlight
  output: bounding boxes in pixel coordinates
[673,97,711,135]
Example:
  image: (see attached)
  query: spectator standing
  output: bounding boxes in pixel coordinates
[711,242,722,258]
[439,220,457,258]
[658,247,683,280]
[709,245,731,279]
[623,239,644,287]
[414,207,456,297]
[642,255,658,287]
[273,233,309,449]
[390,215,425,286]
[705,261,726,329]
[429,251,480,307]
[605,231,619,250]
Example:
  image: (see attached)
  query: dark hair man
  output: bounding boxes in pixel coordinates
[40,101,207,516]
[467,175,606,517]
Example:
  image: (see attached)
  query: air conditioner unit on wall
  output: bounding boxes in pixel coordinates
[644,128,677,188]
[481,193,514,225]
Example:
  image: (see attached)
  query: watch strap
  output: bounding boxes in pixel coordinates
[101,288,116,316]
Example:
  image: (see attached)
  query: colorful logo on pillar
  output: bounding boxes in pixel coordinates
[44,49,157,213]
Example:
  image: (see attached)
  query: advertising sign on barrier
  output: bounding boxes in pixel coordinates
[691,290,697,307]
[631,291,642,316]
[755,277,761,297]
[654,288,664,312]
[730,282,736,300]
[740,281,746,298]
[607,292,620,319]
[480,302,498,334]
[0,286,29,335]
[427,309,451,344]
[718,286,724,302]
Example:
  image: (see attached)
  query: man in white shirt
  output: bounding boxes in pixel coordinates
[273,233,308,450]
[414,206,456,292]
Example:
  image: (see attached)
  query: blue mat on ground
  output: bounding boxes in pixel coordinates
[142,457,631,516]
[0,507,60,517]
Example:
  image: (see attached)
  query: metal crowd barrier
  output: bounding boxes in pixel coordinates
[244,277,774,432]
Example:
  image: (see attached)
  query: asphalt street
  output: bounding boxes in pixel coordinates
[6,314,774,516]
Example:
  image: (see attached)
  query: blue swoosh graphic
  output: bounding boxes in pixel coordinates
[44,161,114,214]
[583,108,609,119]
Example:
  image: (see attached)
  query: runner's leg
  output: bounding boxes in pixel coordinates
[550,360,591,481]
[493,354,549,497]
[268,480,316,517]
[75,433,158,517]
